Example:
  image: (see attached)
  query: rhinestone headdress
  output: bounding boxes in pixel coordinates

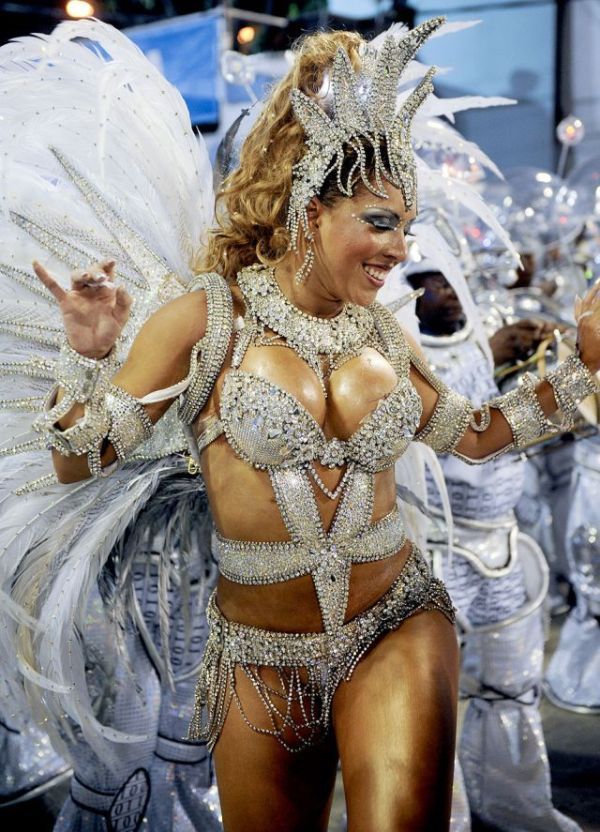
[287,16,445,251]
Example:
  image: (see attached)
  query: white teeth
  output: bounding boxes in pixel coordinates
[364,265,389,281]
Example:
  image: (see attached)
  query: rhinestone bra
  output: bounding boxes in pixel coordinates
[195,266,423,635]
[219,370,421,474]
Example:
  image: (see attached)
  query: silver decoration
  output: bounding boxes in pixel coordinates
[287,18,445,250]
[190,545,454,752]
[237,264,375,392]
[177,272,233,425]
[106,385,154,461]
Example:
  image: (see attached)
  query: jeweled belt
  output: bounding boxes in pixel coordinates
[205,544,437,665]
[215,508,406,586]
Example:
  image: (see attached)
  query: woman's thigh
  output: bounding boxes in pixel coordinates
[332,610,459,832]
[212,666,339,832]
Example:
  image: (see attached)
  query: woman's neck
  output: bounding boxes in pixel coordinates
[275,256,344,319]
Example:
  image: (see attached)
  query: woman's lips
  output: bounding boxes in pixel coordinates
[363,264,390,287]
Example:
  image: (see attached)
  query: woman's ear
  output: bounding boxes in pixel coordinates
[306,197,324,230]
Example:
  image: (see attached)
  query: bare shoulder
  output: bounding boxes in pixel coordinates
[140,285,208,352]
[113,284,210,397]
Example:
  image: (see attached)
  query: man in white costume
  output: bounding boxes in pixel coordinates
[405,262,580,832]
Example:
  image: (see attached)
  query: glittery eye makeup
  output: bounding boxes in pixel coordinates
[351,205,414,234]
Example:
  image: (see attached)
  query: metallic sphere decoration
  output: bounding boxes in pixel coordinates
[220,50,256,87]
[556,115,585,147]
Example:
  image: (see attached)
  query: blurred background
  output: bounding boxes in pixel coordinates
[1,0,599,172]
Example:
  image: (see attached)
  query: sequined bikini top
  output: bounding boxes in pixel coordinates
[219,370,420,474]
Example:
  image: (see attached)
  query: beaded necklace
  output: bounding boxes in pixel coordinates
[236,264,374,394]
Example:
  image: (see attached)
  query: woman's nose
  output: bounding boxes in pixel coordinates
[384,232,408,262]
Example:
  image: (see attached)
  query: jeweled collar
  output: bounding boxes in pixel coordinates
[236,265,374,386]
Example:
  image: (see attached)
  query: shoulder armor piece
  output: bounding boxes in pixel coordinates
[178,272,233,425]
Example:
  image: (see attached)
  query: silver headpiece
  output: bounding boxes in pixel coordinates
[287,16,444,250]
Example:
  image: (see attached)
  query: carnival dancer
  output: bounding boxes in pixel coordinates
[2,18,600,832]
[406,262,580,831]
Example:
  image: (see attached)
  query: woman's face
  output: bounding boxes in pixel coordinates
[309,179,416,307]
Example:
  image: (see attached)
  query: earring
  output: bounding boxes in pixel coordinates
[294,235,314,286]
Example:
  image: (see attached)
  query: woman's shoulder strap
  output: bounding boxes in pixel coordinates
[177,272,233,424]
[369,301,411,377]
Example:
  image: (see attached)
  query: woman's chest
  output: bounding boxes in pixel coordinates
[204,341,421,474]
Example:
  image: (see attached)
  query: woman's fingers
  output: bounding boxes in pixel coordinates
[101,259,116,279]
[114,286,132,309]
[32,260,67,302]
[71,266,115,291]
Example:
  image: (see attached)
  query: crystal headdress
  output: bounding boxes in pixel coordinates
[287,16,444,251]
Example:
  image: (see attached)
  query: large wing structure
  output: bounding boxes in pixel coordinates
[0,20,214,763]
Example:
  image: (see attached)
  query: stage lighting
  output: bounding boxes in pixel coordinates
[237,25,256,46]
[66,0,95,18]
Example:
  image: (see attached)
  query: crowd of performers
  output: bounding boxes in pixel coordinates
[0,16,599,832]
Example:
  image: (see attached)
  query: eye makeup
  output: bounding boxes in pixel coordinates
[351,205,414,234]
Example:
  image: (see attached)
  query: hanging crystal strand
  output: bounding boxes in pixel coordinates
[309,462,354,500]
[294,237,314,286]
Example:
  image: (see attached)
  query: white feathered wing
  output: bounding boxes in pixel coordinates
[0,19,214,765]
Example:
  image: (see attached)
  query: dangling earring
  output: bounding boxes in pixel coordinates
[294,233,314,286]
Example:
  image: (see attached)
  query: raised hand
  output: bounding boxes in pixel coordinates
[33,259,133,359]
[575,280,600,374]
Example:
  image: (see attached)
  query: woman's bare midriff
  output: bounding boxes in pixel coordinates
[201,438,412,632]
[215,541,413,632]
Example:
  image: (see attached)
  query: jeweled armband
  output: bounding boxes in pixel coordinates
[106,386,154,461]
[33,340,154,477]
[415,388,473,454]
[410,348,473,454]
[33,341,119,458]
[485,372,556,449]
[545,352,598,429]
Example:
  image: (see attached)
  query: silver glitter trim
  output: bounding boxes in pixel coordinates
[189,545,455,752]
[178,272,233,425]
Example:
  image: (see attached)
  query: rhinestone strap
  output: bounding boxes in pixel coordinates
[177,272,233,425]
[216,508,406,585]
[370,302,412,377]
[545,352,599,429]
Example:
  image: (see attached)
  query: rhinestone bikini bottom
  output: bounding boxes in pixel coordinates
[188,545,455,752]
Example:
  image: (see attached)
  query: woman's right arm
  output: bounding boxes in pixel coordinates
[33,260,207,483]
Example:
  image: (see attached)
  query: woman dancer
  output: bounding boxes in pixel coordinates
[6,18,600,832]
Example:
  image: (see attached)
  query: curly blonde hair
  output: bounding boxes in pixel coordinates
[199,30,365,283]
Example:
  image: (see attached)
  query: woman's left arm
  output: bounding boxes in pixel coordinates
[410,282,600,464]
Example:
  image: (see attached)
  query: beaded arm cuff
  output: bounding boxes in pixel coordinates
[33,341,156,478]
[415,388,473,453]
[410,349,473,454]
[411,346,598,461]
[106,385,154,461]
[33,341,119,460]
[486,373,557,450]
[545,352,599,429]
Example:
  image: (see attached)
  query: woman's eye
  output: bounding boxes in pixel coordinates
[364,216,399,232]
